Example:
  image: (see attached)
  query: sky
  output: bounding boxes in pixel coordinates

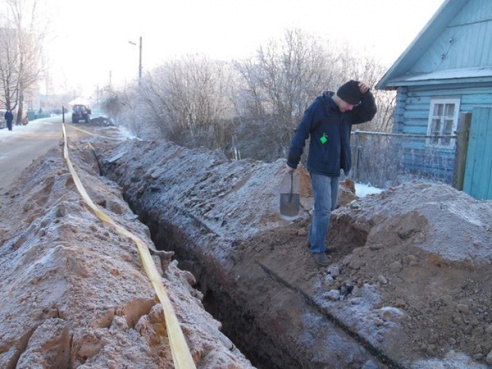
[42,0,446,97]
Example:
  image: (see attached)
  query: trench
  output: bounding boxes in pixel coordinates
[102,193,389,369]
[98,144,403,369]
[122,198,403,369]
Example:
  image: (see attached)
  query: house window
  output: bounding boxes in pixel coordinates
[426,98,460,148]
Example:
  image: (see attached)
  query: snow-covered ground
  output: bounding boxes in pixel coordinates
[356,183,383,197]
[0,118,52,140]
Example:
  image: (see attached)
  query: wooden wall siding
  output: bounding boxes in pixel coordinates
[411,0,492,73]
[463,107,492,199]
[394,87,408,133]
[451,0,492,27]
[396,85,492,136]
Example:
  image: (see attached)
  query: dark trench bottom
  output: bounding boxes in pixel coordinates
[166,239,293,369]
[200,284,296,369]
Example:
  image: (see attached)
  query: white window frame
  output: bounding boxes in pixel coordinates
[426,98,461,148]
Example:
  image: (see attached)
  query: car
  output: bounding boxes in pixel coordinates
[71,104,91,123]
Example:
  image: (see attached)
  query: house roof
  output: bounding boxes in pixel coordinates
[376,0,471,90]
[402,67,492,85]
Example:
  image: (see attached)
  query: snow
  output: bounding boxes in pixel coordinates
[355,183,383,197]
[0,118,53,140]
[405,67,492,81]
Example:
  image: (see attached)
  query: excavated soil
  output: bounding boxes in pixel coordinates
[1,133,492,369]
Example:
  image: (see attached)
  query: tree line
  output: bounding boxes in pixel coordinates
[102,29,395,162]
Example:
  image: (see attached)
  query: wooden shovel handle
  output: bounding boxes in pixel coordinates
[290,172,293,200]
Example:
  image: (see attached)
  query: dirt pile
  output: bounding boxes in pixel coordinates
[0,141,254,369]
[326,182,492,365]
[99,138,492,369]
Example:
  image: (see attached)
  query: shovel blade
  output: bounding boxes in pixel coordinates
[280,193,300,216]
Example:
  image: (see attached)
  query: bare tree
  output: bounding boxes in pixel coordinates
[0,0,46,124]
[370,89,395,132]
[0,27,19,112]
[233,29,336,161]
[138,55,233,148]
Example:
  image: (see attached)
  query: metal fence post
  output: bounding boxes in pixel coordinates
[352,130,360,180]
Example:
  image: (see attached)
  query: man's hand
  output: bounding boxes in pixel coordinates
[358,82,369,94]
[285,164,295,174]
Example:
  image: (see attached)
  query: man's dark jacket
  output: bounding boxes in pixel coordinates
[4,111,13,121]
[287,90,377,177]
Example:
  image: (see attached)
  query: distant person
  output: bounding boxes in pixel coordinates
[4,110,13,131]
[286,80,377,266]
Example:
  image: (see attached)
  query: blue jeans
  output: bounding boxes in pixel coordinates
[309,172,339,254]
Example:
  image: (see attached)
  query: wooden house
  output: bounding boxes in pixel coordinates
[376,0,492,200]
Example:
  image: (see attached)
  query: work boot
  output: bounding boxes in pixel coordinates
[325,245,337,254]
[309,242,336,254]
[312,252,330,266]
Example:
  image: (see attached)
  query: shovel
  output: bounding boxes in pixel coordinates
[280,172,300,216]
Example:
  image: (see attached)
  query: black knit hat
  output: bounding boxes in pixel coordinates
[337,80,361,105]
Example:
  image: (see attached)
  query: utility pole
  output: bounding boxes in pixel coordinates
[138,36,142,83]
[129,37,143,85]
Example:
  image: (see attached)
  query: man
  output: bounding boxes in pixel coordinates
[4,110,13,131]
[286,80,377,266]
